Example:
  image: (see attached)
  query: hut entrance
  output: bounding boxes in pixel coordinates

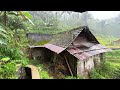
[18,67,32,79]
[37,48,77,78]
[44,52,72,79]
[45,50,77,78]
[30,47,77,79]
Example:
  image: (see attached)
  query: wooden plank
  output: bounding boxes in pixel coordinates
[64,55,73,76]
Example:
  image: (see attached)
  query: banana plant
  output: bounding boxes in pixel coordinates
[0,11,34,26]
[0,26,7,45]
[18,11,34,26]
[0,11,34,45]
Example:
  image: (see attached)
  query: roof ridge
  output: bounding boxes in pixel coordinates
[49,26,85,49]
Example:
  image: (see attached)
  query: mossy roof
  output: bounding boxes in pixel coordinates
[49,26,88,48]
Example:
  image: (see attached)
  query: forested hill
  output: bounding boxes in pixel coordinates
[88,14,120,38]
[28,11,120,38]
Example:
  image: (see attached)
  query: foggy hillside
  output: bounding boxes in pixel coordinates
[28,11,120,38]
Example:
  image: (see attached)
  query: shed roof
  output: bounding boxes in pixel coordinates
[49,26,85,48]
[29,26,112,60]
[67,44,112,60]
[47,26,99,53]
[29,44,65,54]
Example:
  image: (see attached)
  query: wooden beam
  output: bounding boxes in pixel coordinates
[64,55,73,77]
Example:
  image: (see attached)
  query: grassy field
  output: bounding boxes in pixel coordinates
[105,50,120,68]
[89,50,120,79]
[105,50,120,60]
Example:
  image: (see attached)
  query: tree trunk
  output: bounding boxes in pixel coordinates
[4,11,7,26]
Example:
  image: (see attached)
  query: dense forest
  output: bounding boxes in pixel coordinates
[28,11,120,38]
[0,11,120,79]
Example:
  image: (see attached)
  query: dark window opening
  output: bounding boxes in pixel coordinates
[25,67,32,79]
[18,67,32,79]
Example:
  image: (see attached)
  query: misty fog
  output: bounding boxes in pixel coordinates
[28,11,120,38]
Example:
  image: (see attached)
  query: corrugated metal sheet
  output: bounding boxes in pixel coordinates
[89,44,107,50]
[29,44,65,54]
[29,45,44,48]
[44,44,65,54]
[29,26,111,59]
[81,42,95,47]
[67,47,83,55]
[48,26,99,50]
[67,44,112,60]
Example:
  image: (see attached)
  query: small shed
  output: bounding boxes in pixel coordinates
[29,26,112,78]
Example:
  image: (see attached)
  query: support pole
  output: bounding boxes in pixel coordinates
[64,55,73,77]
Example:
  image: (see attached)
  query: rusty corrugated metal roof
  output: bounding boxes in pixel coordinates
[29,45,44,48]
[43,27,84,54]
[67,44,112,60]
[29,44,65,54]
[44,44,65,54]
[29,26,111,57]
[48,26,99,49]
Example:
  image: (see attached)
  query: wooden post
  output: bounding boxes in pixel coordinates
[64,55,73,77]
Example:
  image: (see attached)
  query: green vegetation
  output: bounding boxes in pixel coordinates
[0,61,17,79]
[0,11,120,79]
[65,76,77,79]
[105,50,120,60]
[0,11,32,79]
[95,34,119,46]
[37,64,53,79]
[29,59,53,79]
[90,50,120,79]
[35,40,50,45]
[65,75,84,79]
[40,70,53,79]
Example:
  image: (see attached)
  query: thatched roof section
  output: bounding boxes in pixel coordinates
[49,26,86,48]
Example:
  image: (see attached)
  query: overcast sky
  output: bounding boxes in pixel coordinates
[88,11,120,20]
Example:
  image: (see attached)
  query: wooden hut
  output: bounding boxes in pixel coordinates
[29,26,112,78]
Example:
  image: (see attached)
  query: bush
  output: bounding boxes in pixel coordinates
[40,71,53,79]
[0,61,17,79]
[37,64,53,79]
[89,61,120,79]
[90,69,106,79]
[12,58,29,66]
[65,75,84,79]
[112,67,120,79]
[65,76,77,79]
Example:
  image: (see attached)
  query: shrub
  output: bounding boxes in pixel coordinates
[89,61,120,79]
[65,76,77,79]
[40,71,53,79]
[65,75,84,79]
[0,57,17,79]
[112,67,120,79]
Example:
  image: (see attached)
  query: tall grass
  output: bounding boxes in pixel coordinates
[90,50,120,79]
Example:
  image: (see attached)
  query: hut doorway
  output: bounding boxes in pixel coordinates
[18,67,32,79]
[44,52,72,79]
[43,50,77,78]
[30,47,77,78]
